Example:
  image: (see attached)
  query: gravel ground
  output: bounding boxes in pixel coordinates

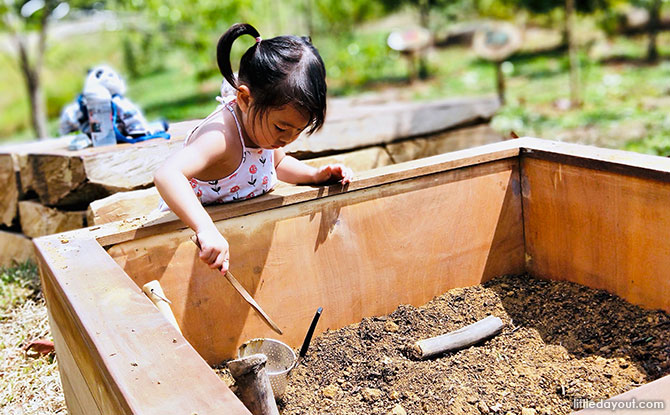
[1,263,66,415]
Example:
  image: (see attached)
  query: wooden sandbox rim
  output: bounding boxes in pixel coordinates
[64,137,524,248]
[34,138,670,414]
[47,136,670,248]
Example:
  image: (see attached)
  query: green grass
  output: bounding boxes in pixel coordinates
[0,261,39,315]
[5,22,670,155]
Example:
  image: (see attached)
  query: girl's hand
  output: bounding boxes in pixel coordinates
[195,229,230,274]
[313,164,354,185]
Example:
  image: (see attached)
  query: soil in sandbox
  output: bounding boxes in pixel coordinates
[216,274,670,415]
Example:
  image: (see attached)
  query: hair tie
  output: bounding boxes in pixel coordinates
[255,36,262,43]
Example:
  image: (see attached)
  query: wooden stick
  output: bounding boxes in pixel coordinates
[228,354,279,415]
[142,280,182,334]
[409,315,503,360]
[190,235,283,335]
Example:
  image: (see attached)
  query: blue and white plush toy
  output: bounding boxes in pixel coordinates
[59,65,169,144]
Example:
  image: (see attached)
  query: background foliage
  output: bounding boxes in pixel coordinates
[2,0,670,155]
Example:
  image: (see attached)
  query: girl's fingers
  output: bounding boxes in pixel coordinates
[335,165,353,184]
[211,252,227,270]
[199,246,218,265]
[319,166,332,180]
[198,248,211,263]
[317,164,353,184]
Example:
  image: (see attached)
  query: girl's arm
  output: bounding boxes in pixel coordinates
[274,148,353,185]
[154,126,231,273]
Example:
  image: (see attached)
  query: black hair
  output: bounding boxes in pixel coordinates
[217,23,327,135]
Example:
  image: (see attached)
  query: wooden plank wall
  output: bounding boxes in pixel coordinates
[521,155,670,313]
[35,237,251,415]
[108,157,525,363]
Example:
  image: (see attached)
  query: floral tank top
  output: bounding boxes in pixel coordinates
[158,98,278,211]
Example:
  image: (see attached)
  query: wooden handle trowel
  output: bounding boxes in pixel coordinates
[190,235,283,335]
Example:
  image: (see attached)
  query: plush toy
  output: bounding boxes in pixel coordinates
[59,65,169,145]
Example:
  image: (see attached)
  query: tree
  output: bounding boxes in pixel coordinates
[313,0,387,34]
[566,0,581,107]
[112,0,254,80]
[646,0,661,61]
[504,0,608,107]
[1,0,70,139]
[630,0,667,62]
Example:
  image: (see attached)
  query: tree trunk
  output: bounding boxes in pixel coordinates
[647,0,661,62]
[16,37,48,139]
[419,0,429,29]
[565,0,581,108]
[28,73,48,140]
[304,0,314,38]
[13,12,49,140]
[417,0,430,80]
[495,61,505,105]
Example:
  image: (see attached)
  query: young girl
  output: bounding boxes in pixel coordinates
[154,23,353,274]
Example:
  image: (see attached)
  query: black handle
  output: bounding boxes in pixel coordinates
[299,307,322,358]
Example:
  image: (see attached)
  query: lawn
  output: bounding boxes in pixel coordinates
[3,20,670,157]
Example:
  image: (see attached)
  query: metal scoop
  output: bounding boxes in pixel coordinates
[238,307,322,398]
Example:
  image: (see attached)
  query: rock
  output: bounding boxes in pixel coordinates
[322,384,339,399]
[362,387,383,401]
[389,404,407,415]
[521,408,537,415]
[385,321,399,332]
[478,401,490,414]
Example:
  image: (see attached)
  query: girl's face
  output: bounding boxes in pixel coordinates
[246,104,310,150]
[236,85,311,150]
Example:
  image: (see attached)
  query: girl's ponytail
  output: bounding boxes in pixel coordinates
[216,23,261,90]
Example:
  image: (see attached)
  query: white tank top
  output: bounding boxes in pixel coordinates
[158,99,278,211]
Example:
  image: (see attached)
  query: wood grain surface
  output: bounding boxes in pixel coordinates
[109,158,525,362]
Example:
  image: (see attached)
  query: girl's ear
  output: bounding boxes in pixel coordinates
[236,85,253,113]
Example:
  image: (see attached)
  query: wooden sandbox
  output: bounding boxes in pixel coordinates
[34,138,670,414]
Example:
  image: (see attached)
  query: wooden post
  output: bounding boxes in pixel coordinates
[566,0,581,107]
[647,0,661,62]
[141,280,181,334]
[495,61,505,105]
[409,315,504,359]
[228,354,279,415]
